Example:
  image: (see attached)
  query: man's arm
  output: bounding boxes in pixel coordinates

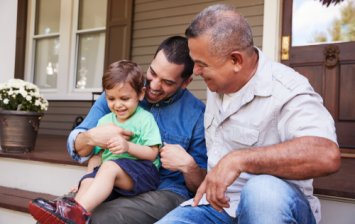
[194,136,340,211]
[160,114,207,193]
[238,136,340,179]
[67,93,110,162]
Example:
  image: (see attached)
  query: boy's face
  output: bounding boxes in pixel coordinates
[105,82,144,122]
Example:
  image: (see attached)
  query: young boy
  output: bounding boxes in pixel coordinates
[29,60,162,224]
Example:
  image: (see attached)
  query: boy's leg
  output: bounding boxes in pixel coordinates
[87,153,102,172]
[237,175,316,224]
[75,160,132,212]
[74,178,93,200]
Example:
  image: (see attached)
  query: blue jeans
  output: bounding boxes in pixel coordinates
[156,175,316,224]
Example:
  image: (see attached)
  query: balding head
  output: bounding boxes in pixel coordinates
[185,4,254,57]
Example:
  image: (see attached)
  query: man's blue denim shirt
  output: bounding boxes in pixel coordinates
[67,88,207,199]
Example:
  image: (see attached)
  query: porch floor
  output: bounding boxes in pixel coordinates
[0,134,83,166]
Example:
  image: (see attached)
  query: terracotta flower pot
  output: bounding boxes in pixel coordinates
[0,110,43,153]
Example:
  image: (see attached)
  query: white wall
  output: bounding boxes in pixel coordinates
[0,0,18,83]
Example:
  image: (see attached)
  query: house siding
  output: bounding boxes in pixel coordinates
[38,101,92,136]
[40,0,264,135]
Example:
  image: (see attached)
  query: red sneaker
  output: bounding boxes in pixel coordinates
[28,197,91,224]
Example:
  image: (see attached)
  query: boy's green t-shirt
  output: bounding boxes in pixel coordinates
[94,106,161,168]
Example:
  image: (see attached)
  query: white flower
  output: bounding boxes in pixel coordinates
[19,89,27,97]
[0,79,49,112]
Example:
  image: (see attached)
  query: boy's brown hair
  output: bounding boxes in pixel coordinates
[102,60,144,94]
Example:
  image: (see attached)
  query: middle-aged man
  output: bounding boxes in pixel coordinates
[157,4,341,224]
[30,36,207,224]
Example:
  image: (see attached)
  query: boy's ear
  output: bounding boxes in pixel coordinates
[139,87,146,100]
[181,77,193,89]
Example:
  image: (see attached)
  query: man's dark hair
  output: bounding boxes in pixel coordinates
[154,36,194,80]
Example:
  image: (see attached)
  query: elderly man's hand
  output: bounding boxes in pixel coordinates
[193,151,243,211]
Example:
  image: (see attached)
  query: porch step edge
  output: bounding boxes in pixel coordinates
[0,186,57,213]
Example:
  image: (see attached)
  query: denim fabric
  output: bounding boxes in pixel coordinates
[157,175,316,224]
[67,88,207,199]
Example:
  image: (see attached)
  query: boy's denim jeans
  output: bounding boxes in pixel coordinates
[156,175,316,224]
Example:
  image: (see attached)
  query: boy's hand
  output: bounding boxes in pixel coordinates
[107,135,129,154]
[87,124,132,148]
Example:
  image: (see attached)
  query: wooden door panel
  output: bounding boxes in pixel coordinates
[336,122,355,148]
[292,65,324,97]
[282,0,355,148]
[339,64,355,120]
[289,42,355,64]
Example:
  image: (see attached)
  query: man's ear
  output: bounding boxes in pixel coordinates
[139,87,146,100]
[181,77,193,89]
[230,51,243,73]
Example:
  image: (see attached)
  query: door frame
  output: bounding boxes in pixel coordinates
[262,0,283,62]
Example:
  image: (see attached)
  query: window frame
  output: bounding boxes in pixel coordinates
[25,0,105,100]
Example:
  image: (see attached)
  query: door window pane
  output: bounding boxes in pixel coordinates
[292,0,355,46]
[75,32,105,89]
[34,37,59,89]
[78,0,107,30]
[35,0,60,35]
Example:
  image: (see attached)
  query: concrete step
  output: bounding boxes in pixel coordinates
[0,208,34,224]
[318,195,355,224]
[0,134,85,223]
[0,157,86,196]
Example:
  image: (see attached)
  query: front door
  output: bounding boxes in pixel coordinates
[281,0,355,148]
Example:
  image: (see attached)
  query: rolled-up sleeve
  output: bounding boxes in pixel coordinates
[278,88,337,144]
[66,92,110,163]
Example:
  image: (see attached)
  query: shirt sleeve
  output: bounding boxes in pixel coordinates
[187,113,208,170]
[66,128,93,163]
[278,87,337,144]
[66,92,110,163]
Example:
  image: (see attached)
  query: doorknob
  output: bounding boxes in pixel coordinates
[281,36,290,60]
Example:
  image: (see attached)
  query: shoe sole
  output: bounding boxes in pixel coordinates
[28,200,75,224]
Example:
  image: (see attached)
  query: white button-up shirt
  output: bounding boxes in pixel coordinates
[182,49,337,223]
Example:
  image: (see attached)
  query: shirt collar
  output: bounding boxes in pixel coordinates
[251,48,273,97]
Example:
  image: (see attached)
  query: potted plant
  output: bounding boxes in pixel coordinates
[0,79,49,153]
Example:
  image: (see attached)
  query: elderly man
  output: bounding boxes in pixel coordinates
[157,4,340,224]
